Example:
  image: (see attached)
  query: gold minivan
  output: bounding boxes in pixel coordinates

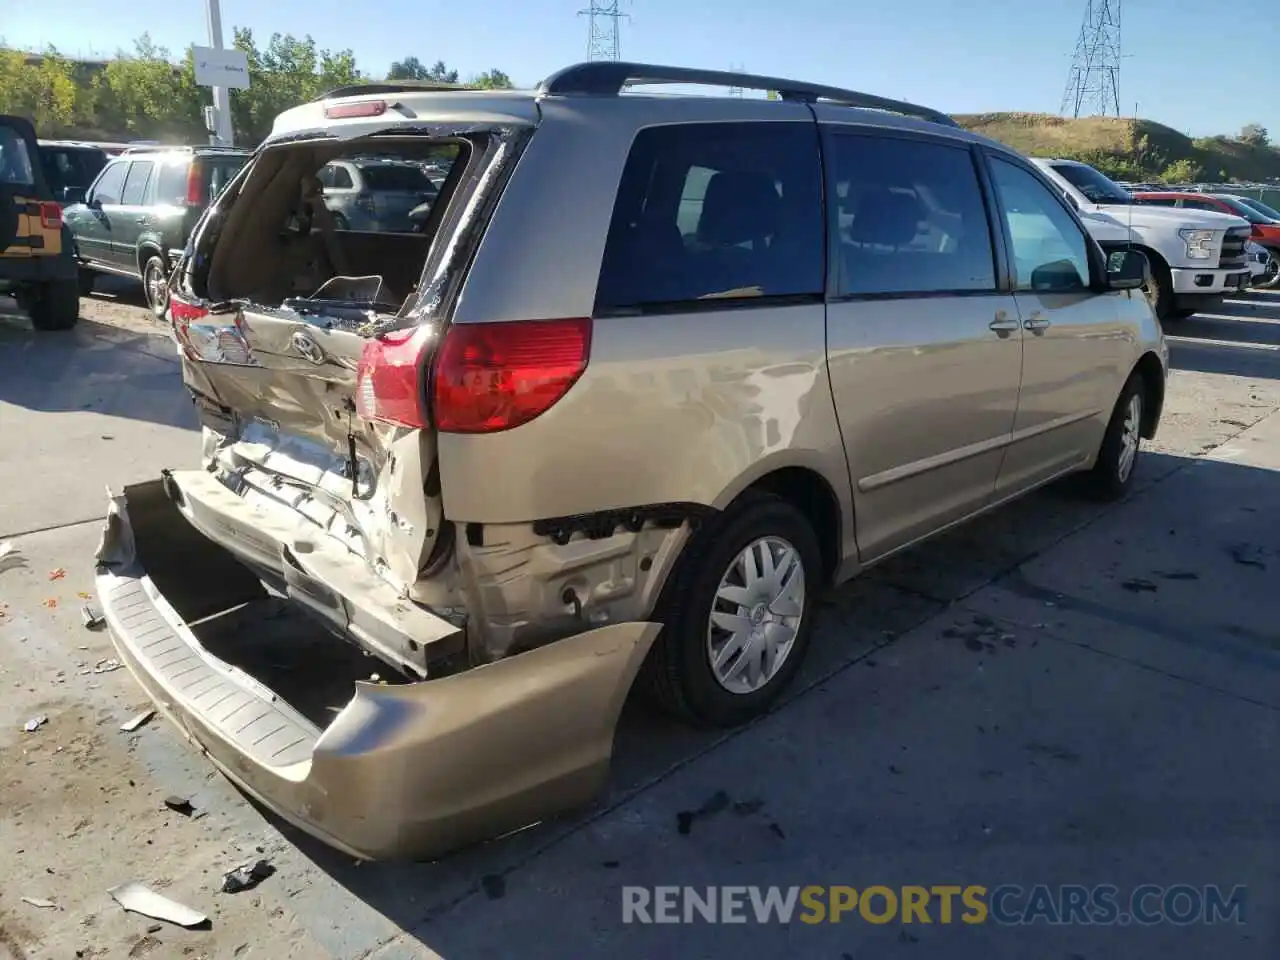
[95,62,1167,860]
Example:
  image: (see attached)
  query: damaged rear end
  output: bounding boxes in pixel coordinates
[93,88,666,859]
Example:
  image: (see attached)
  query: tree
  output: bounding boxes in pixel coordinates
[1240,123,1270,147]
[1161,158,1203,183]
[0,45,79,132]
[387,56,458,84]
[93,35,204,141]
[470,69,513,90]
[230,29,362,143]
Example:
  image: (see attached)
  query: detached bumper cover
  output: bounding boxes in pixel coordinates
[94,479,660,860]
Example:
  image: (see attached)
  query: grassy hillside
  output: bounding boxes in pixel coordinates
[954,112,1280,183]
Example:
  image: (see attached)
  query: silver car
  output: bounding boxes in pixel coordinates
[95,62,1167,861]
[318,156,439,232]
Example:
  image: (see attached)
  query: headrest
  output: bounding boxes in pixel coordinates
[846,190,925,247]
[698,170,781,246]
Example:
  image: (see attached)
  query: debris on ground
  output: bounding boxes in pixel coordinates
[0,541,25,574]
[1120,578,1159,593]
[42,597,58,609]
[23,715,48,732]
[93,658,123,674]
[163,795,194,817]
[676,789,731,835]
[220,860,275,894]
[120,710,155,733]
[48,567,67,581]
[108,882,207,928]
[82,605,106,629]
[21,896,57,909]
[1229,544,1267,570]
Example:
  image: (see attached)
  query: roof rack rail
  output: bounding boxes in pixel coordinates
[314,80,466,102]
[537,61,958,129]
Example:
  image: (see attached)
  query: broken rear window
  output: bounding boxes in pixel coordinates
[196,137,468,312]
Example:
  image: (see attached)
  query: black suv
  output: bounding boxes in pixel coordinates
[38,140,109,207]
[64,145,250,315]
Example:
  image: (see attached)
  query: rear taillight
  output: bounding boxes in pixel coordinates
[186,161,204,206]
[169,295,209,355]
[38,202,61,229]
[355,326,435,429]
[432,319,591,434]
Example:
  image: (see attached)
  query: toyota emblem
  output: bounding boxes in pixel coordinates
[291,331,325,365]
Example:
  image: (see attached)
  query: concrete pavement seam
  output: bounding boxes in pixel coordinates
[0,514,107,542]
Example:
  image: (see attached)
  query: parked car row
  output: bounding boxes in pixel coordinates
[1033,159,1273,317]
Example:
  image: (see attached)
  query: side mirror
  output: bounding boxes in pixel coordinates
[62,186,87,204]
[1029,259,1087,293]
[1106,249,1148,291]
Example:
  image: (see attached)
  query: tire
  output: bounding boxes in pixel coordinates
[141,254,169,318]
[1083,372,1145,501]
[1258,255,1280,290]
[27,279,80,331]
[646,492,823,728]
[1142,255,1175,322]
[78,269,95,297]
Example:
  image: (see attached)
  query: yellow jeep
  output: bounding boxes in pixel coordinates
[0,114,79,330]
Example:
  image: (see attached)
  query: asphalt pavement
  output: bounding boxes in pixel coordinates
[1,289,1277,959]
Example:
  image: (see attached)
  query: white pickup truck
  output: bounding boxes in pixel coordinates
[1032,158,1253,322]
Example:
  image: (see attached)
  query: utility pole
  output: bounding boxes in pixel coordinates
[579,1,628,62]
[205,0,234,145]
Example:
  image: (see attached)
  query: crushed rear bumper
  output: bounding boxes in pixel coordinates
[93,478,660,860]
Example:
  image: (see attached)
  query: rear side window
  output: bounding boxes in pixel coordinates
[204,157,246,203]
[155,159,190,206]
[0,128,35,185]
[90,160,128,205]
[358,164,431,192]
[826,133,996,297]
[121,160,155,205]
[596,121,824,312]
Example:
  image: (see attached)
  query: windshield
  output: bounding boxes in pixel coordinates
[1049,162,1133,204]
[0,127,35,186]
[358,164,432,192]
[1230,196,1280,223]
[1213,196,1271,224]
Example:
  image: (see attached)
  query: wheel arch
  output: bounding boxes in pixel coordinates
[1132,351,1166,439]
[733,464,845,584]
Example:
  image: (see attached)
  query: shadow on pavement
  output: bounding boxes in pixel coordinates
[0,297,195,432]
[1168,291,1280,379]
[200,446,1279,959]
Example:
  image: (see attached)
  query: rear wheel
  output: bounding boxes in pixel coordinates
[27,279,80,331]
[142,254,169,318]
[1083,373,1145,501]
[646,493,822,728]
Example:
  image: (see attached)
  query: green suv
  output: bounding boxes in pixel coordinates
[63,145,249,316]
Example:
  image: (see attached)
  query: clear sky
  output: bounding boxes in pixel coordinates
[3,0,1276,137]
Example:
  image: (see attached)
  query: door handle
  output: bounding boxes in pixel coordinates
[135,217,150,225]
[989,311,1020,333]
[1023,312,1051,331]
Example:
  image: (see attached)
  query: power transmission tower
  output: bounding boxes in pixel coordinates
[1060,0,1123,118]
[579,1,628,62]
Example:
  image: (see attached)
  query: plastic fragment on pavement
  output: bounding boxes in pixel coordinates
[108,881,208,927]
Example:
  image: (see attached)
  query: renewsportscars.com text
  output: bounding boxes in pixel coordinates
[621,884,1247,926]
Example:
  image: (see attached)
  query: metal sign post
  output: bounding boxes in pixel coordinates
[193,0,248,146]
